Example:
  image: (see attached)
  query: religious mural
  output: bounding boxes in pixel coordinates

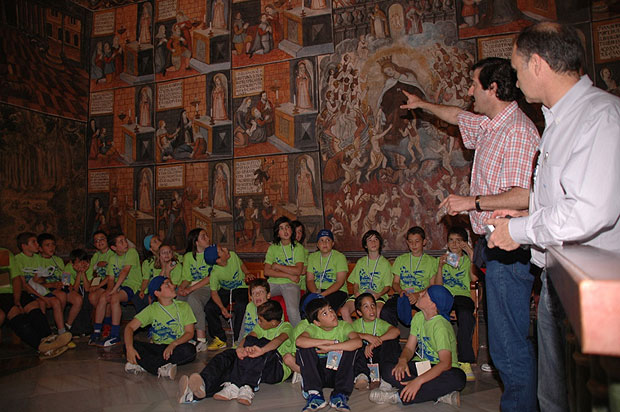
[0,104,87,252]
[0,0,611,256]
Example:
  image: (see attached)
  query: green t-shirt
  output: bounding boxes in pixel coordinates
[0,250,14,294]
[240,302,258,339]
[152,263,184,286]
[441,254,472,298]
[351,318,393,338]
[252,321,294,381]
[410,311,459,367]
[64,262,86,286]
[142,257,156,281]
[306,250,349,293]
[40,255,65,283]
[299,247,310,291]
[264,242,305,285]
[10,253,48,295]
[293,319,310,342]
[106,248,142,293]
[181,252,212,284]
[304,320,355,342]
[210,251,247,291]
[348,255,393,298]
[392,253,439,292]
[87,249,115,281]
[135,299,197,344]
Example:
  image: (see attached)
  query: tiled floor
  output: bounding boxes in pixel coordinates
[0,331,503,412]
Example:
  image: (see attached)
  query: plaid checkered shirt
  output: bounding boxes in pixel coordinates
[457,101,540,235]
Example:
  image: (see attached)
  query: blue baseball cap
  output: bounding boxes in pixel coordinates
[143,235,154,251]
[148,276,167,301]
[203,245,218,265]
[397,294,413,326]
[427,285,454,321]
[300,293,324,318]
[316,229,334,242]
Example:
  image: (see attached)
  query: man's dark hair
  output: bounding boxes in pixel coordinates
[447,226,469,243]
[471,57,520,102]
[306,297,331,324]
[515,22,584,75]
[93,230,107,240]
[16,232,36,251]
[249,278,270,294]
[362,230,383,254]
[406,226,426,240]
[257,300,283,322]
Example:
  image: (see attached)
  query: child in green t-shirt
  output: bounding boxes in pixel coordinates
[91,233,142,347]
[134,234,164,313]
[340,230,392,322]
[238,278,270,342]
[178,300,294,405]
[3,233,72,358]
[381,226,439,326]
[351,293,400,390]
[304,229,349,313]
[10,232,68,336]
[291,220,309,291]
[204,244,251,350]
[370,285,466,406]
[124,276,197,379]
[433,226,477,380]
[296,298,363,412]
[38,233,83,334]
[63,249,93,335]
[86,230,115,311]
[264,216,305,326]
[175,228,213,352]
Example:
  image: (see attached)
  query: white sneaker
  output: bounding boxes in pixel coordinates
[369,388,400,405]
[213,382,240,401]
[237,385,254,405]
[189,373,206,399]
[196,341,208,353]
[291,371,302,384]
[157,363,177,380]
[480,363,496,373]
[354,373,369,390]
[178,375,194,403]
[436,391,460,406]
[124,362,146,375]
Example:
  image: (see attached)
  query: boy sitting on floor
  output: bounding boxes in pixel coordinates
[296,298,363,412]
[124,276,197,379]
[370,285,466,406]
[351,293,401,390]
[178,299,294,405]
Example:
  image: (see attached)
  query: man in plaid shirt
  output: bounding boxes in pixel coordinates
[401,57,540,412]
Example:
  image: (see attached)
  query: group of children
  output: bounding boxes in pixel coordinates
[1,216,476,410]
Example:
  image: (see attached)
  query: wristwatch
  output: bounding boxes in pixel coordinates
[475,195,482,212]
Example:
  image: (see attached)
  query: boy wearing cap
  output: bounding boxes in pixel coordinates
[203,245,252,350]
[124,276,197,379]
[370,285,466,406]
[303,229,349,314]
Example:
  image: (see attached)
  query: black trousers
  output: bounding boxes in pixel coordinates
[353,338,400,378]
[381,359,466,404]
[133,341,196,375]
[198,349,237,399]
[229,335,284,388]
[380,295,420,327]
[296,346,356,397]
[453,295,476,363]
[7,308,51,350]
[204,288,249,341]
[71,289,93,335]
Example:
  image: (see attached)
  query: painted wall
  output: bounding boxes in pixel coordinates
[1,0,619,256]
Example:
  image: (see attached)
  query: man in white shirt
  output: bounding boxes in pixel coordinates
[488,22,620,412]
